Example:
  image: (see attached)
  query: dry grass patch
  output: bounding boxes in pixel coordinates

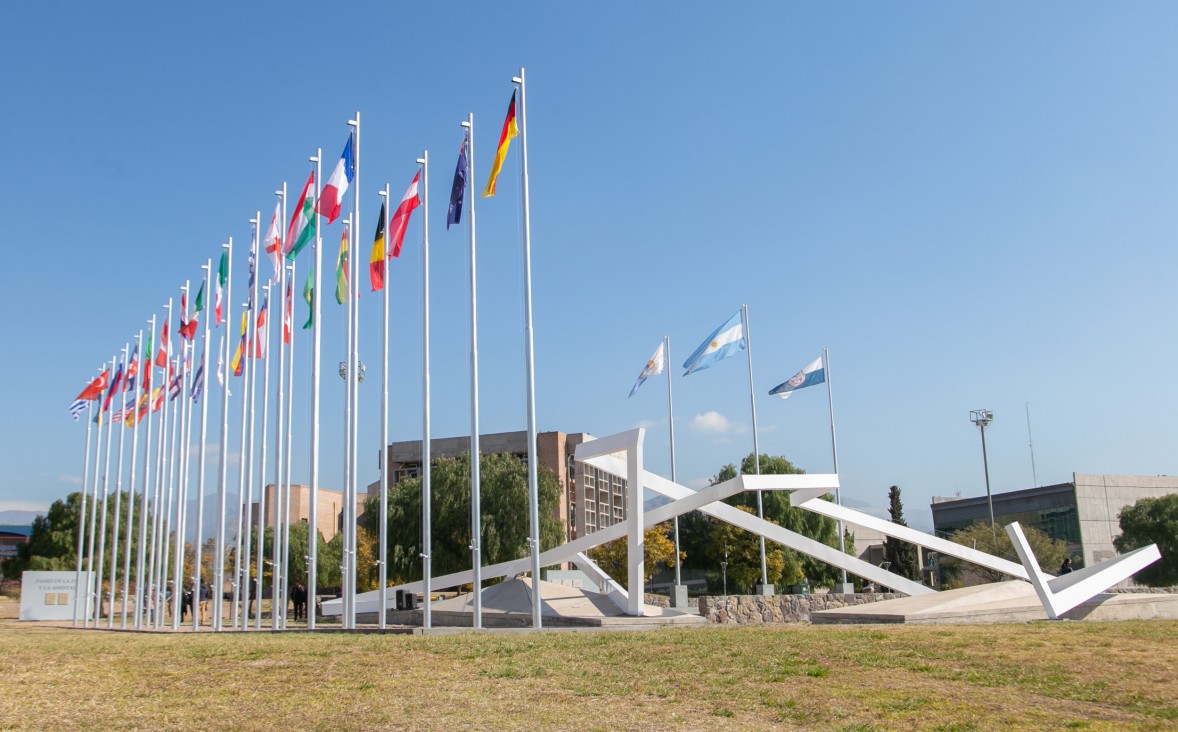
[0,619,1175,731]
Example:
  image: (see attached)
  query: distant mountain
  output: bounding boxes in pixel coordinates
[0,510,42,525]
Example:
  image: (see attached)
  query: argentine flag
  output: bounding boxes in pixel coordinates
[769,355,825,399]
[683,311,745,375]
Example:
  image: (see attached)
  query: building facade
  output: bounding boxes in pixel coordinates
[930,473,1178,568]
[252,484,357,543]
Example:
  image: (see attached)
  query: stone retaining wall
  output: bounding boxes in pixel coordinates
[699,593,899,624]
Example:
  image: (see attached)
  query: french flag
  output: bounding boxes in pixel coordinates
[316,133,355,224]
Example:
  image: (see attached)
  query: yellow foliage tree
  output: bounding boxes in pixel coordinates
[585,522,684,586]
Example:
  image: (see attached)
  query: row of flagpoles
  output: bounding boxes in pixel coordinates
[66,68,543,631]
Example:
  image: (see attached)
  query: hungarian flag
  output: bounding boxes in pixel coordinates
[335,226,349,305]
[285,172,316,260]
[215,251,228,326]
[369,201,386,292]
[254,295,269,358]
[75,369,110,402]
[389,171,421,259]
[263,200,282,282]
[482,90,518,198]
[447,132,468,229]
[302,266,315,330]
[102,365,124,414]
[230,312,248,376]
[283,274,293,345]
[154,321,169,368]
[316,133,355,224]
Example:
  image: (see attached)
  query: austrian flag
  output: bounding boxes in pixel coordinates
[389,170,421,259]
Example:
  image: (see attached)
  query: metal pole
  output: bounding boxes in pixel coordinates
[147,325,170,627]
[95,348,125,625]
[193,260,212,631]
[742,305,767,589]
[981,424,994,528]
[341,213,354,629]
[308,150,323,630]
[214,239,233,631]
[135,322,156,628]
[73,394,95,626]
[825,347,848,586]
[255,281,272,630]
[232,292,251,629]
[85,361,111,626]
[378,184,389,629]
[348,113,360,629]
[666,336,681,588]
[418,150,432,629]
[282,260,295,628]
[272,186,286,631]
[108,344,130,629]
[463,116,483,628]
[172,327,195,631]
[514,67,543,629]
[120,331,143,627]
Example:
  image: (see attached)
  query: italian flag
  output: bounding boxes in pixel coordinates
[215,251,228,326]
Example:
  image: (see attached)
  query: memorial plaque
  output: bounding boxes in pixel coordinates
[20,571,92,621]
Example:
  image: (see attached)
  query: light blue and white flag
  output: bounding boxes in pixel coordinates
[769,355,825,399]
[69,399,86,421]
[628,341,666,398]
[682,311,745,376]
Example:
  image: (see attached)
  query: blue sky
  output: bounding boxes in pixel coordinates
[3,3,1177,531]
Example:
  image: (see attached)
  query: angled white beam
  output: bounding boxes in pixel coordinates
[571,552,629,612]
[1007,522,1162,619]
[796,497,1029,580]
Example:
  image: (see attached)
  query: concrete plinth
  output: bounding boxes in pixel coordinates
[669,585,690,608]
[755,584,775,596]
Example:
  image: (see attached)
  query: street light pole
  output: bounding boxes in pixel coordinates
[970,409,995,530]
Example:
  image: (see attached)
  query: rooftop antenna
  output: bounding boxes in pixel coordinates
[1025,401,1038,488]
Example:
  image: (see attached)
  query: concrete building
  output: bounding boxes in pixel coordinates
[251,484,358,543]
[377,430,629,543]
[930,473,1178,569]
[0,525,32,561]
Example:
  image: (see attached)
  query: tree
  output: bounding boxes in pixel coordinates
[360,451,563,584]
[1114,494,1178,586]
[883,485,920,581]
[945,522,1067,585]
[707,505,790,592]
[586,522,682,586]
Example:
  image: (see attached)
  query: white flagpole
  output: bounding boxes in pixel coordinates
[158,305,176,627]
[165,353,184,628]
[666,335,682,589]
[172,287,195,631]
[134,320,156,629]
[96,347,126,625]
[243,218,261,627]
[236,220,260,629]
[824,346,848,586]
[149,314,172,627]
[742,304,768,589]
[308,150,323,630]
[514,67,543,628]
[282,259,295,628]
[378,183,389,629]
[341,212,354,629]
[192,260,212,630]
[108,345,131,629]
[462,116,483,628]
[418,150,432,629]
[272,186,287,630]
[120,331,143,627]
[85,360,112,626]
[347,113,360,630]
[213,239,233,631]
[73,391,95,626]
[255,281,272,630]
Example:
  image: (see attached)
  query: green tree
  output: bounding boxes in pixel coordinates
[1114,494,1178,587]
[884,485,920,581]
[360,451,563,584]
[708,505,791,592]
[586,522,683,586]
[945,522,1067,585]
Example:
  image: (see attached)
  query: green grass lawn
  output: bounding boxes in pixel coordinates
[1,618,1175,731]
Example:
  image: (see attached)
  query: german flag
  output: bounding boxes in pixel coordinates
[482,90,518,198]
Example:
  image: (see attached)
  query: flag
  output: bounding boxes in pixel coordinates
[102,365,124,413]
[628,342,666,398]
[154,321,169,367]
[179,290,199,341]
[246,249,256,311]
[447,132,468,228]
[389,171,421,259]
[230,311,247,376]
[263,200,282,282]
[216,333,225,387]
[190,362,205,403]
[482,90,518,198]
[302,266,315,330]
[124,346,139,392]
[168,369,183,401]
[285,172,316,259]
[283,275,293,345]
[682,311,745,376]
[769,355,826,400]
[215,251,228,326]
[254,295,269,358]
[194,281,205,314]
[74,369,110,402]
[316,133,355,224]
[335,226,349,305]
[150,386,164,413]
[369,201,386,292]
[69,399,86,421]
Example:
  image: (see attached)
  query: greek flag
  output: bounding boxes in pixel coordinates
[69,399,86,421]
